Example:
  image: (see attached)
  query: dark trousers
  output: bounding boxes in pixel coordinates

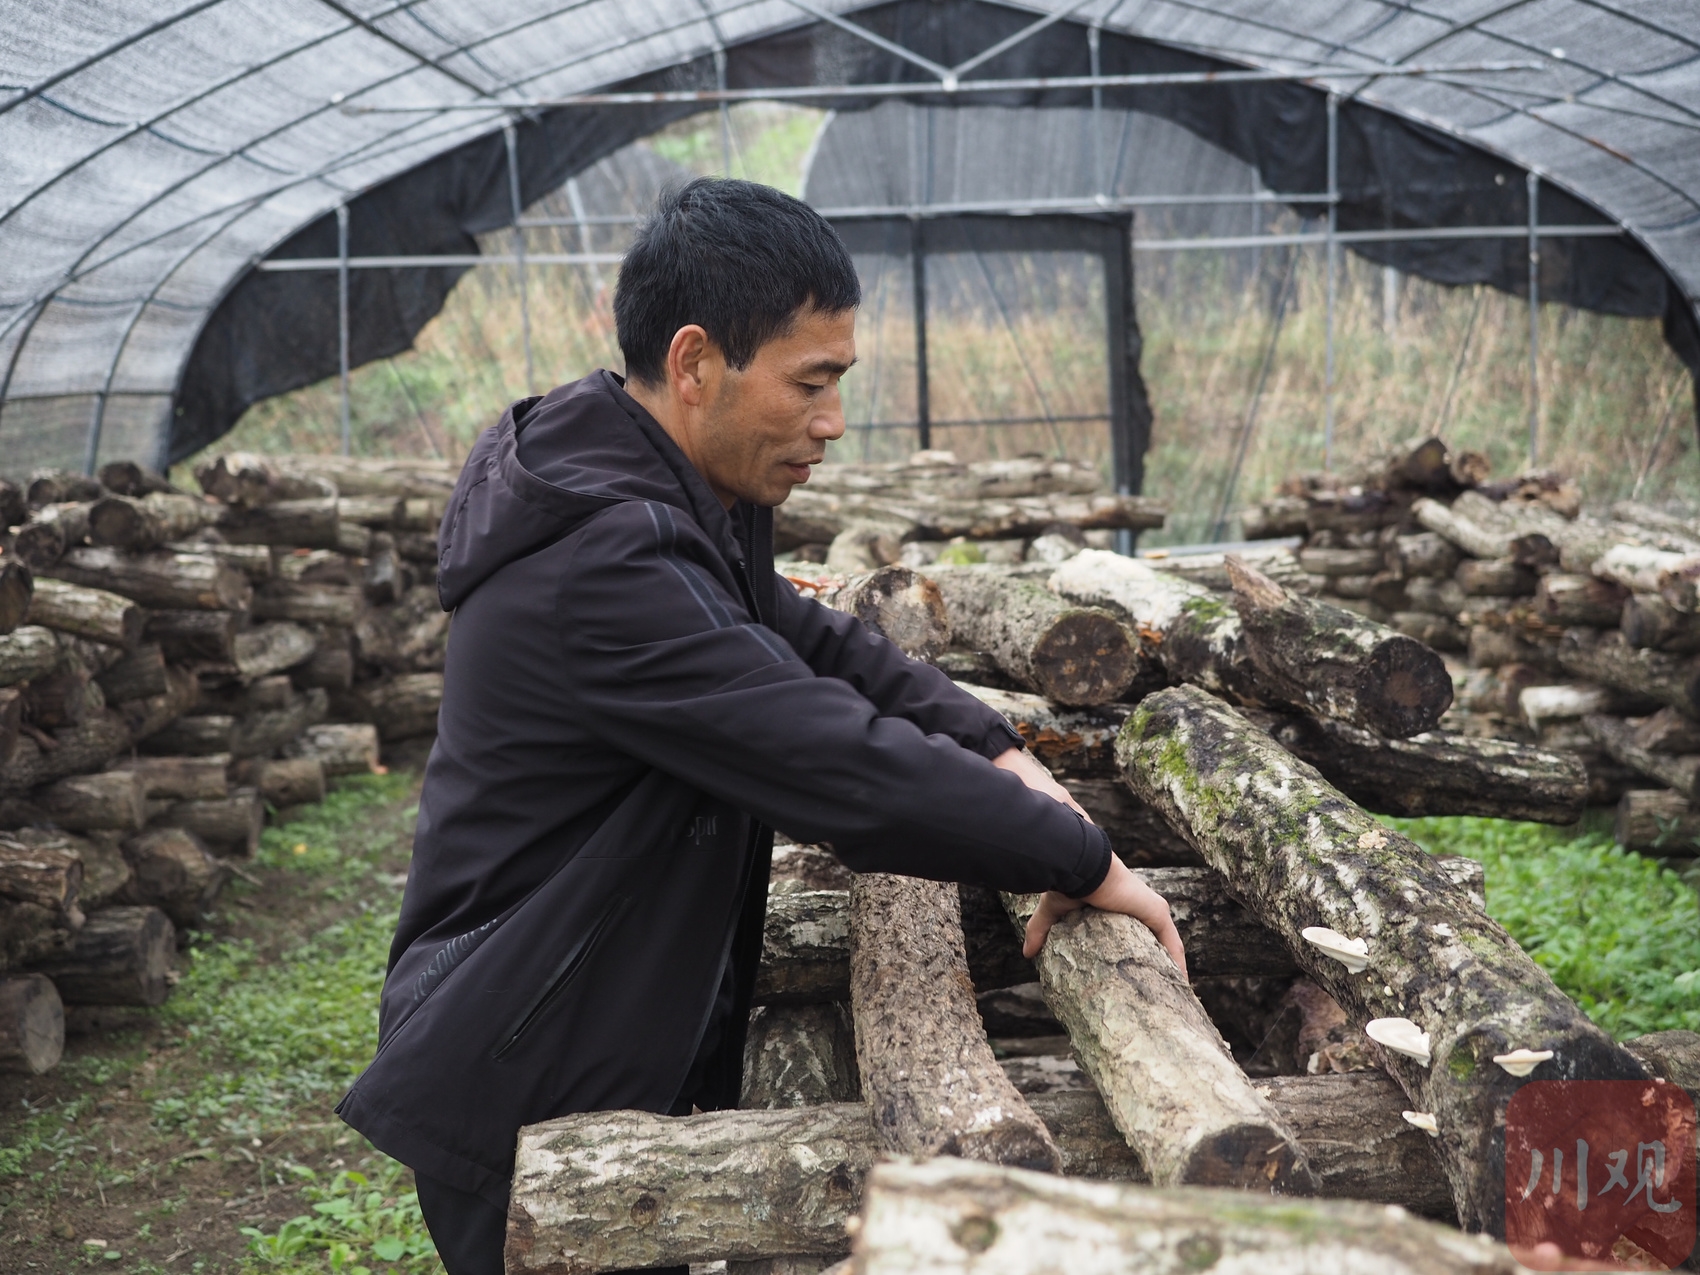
[415,1172,686,1275]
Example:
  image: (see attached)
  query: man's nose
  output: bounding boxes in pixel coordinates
[811,385,847,442]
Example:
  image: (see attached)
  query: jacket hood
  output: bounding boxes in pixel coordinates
[435,369,739,610]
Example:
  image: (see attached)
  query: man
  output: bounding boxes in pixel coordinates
[337,178,1184,1275]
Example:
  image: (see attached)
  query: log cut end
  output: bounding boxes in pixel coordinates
[1365,634,1458,740]
[1173,1120,1315,1194]
[1029,609,1138,708]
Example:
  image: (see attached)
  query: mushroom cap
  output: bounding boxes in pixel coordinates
[1491,1048,1554,1078]
[1300,925,1371,973]
[1401,1110,1440,1137]
[1366,1016,1433,1066]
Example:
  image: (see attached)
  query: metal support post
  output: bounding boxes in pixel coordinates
[337,202,351,457]
[910,218,930,452]
[1527,170,1540,470]
[1088,22,1104,201]
[504,120,533,393]
[714,46,733,174]
[1323,92,1338,472]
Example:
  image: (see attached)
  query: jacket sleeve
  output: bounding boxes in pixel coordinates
[555,501,1111,898]
[765,572,1026,761]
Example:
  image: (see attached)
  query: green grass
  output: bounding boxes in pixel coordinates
[1393,816,1700,1039]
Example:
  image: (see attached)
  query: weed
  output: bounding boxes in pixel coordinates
[1393,816,1700,1038]
[243,1163,438,1274]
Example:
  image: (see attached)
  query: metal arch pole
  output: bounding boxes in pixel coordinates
[1527,170,1540,469]
[715,46,733,174]
[1324,91,1339,472]
[911,218,930,452]
[504,120,533,393]
[337,203,351,456]
[1089,21,1104,199]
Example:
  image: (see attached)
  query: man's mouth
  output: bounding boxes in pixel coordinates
[784,460,820,481]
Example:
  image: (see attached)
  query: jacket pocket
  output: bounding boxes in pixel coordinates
[491,892,633,1061]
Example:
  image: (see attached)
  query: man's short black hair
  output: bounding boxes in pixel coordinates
[615,178,861,386]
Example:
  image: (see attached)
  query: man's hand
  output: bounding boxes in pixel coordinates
[992,746,1187,976]
[991,745,1091,822]
[1023,857,1187,976]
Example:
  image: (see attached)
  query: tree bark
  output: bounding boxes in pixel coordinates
[1455,558,1536,597]
[1248,711,1588,823]
[161,539,275,580]
[25,472,102,507]
[1296,547,1384,577]
[283,722,380,776]
[1558,628,1700,718]
[0,478,25,529]
[815,566,950,661]
[1227,556,1452,739]
[850,873,1062,1170]
[1613,787,1700,855]
[241,756,326,808]
[47,546,251,612]
[1000,891,1315,1192]
[1390,611,1467,652]
[1580,714,1700,799]
[1533,573,1627,627]
[0,687,18,765]
[194,452,335,505]
[111,664,198,742]
[216,498,342,549]
[229,621,317,681]
[1632,705,1700,753]
[95,460,172,498]
[11,502,92,572]
[360,673,442,740]
[154,788,264,856]
[0,899,73,970]
[950,684,1127,779]
[1058,778,1203,867]
[139,714,234,758]
[291,629,355,691]
[774,489,1165,552]
[250,580,364,627]
[142,609,241,664]
[845,1158,1516,1275]
[1118,684,1650,1236]
[26,770,147,832]
[119,827,229,927]
[1387,533,1462,580]
[0,560,31,636]
[20,655,95,730]
[336,496,409,527]
[28,905,174,1006]
[932,572,1139,706]
[0,974,64,1074]
[742,1003,861,1109]
[0,834,83,913]
[108,754,229,801]
[1468,625,1563,676]
[1622,1030,1700,1094]
[0,710,132,794]
[0,626,60,688]
[87,493,218,551]
[1622,593,1700,653]
[230,686,327,759]
[27,577,144,647]
[94,642,168,703]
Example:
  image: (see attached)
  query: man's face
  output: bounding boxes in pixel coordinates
[692,306,856,508]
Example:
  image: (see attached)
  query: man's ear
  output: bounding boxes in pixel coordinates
[667,325,713,408]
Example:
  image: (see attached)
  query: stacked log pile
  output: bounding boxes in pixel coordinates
[1242,437,1700,854]
[0,454,451,1073]
[505,457,1695,1272]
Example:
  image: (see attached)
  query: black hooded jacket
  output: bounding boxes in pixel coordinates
[335,370,1112,1206]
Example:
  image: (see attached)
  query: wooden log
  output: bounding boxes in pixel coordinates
[951,684,1126,779]
[814,565,950,661]
[47,546,250,612]
[28,770,147,832]
[933,571,1138,706]
[87,493,218,551]
[95,460,172,497]
[11,502,91,571]
[845,1158,1515,1275]
[108,754,229,801]
[0,625,59,688]
[231,621,317,681]
[194,452,333,505]
[1227,556,1452,739]
[139,714,234,757]
[362,533,404,606]
[1401,575,1465,618]
[284,722,380,776]
[27,905,174,1006]
[1413,497,1518,561]
[823,521,906,574]
[1614,787,1700,855]
[153,788,264,856]
[1558,627,1700,718]
[112,663,198,742]
[0,710,132,794]
[243,756,325,808]
[1622,1030,1700,1094]
[246,579,361,628]
[1059,778,1203,868]
[775,489,1166,551]
[0,898,73,970]
[20,654,95,730]
[1467,624,1563,676]
[1000,891,1314,1191]
[94,642,168,703]
[24,471,101,508]
[1239,496,1309,540]
[1621,592,1700,654]
[0,479,25,530]
[360,673,442,740]
[1296,547,1383,577]
[1455,558,1535,597]
[164,538,274,580]
[756,890,852,1005]
[0,834,83,913]
[1590,542,1698,594]
[1118,684,1651,1235]
[0,559,32,636]
[392,530,439,563]
[119,828,229,927]
[1386,533,1461,580]
[1389,611,1467,652]
[142,609,240,664]
[0,974,64,1074]
[26,576,143,647]
[1249,711,1587,824]
[1516,679,1648,729]
[0,687,18,764]
[216,498,341,549]
[273,454,457,500]
[1580,714,1700,799]
[742,1003,861,1109]
[849,873,1061,1169]
[1533,573,1627,627]
[291,629,354,690]
[1631,706,1700,753]
[337,496,408,527]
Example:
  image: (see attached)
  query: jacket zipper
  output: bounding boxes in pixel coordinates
[491,893,632,1061]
